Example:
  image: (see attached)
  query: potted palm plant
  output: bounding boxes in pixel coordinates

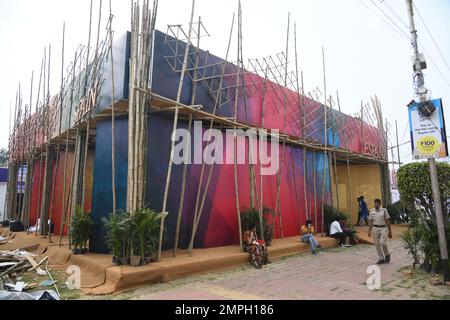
[70,206,92,254]
[130,208,162,266]
[102,212,133,265]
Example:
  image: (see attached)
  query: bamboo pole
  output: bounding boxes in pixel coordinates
[259,66,268,240]
[126,1,137,212]
[313,150,317,228]
[293,22,309,221]
[158,0,196,262]
[173,15,202,256]
[109,0,116,215]
[232,0,244,251]
[59,51,78,246]
[48,24,66,242]
[274,12,290,239]
[69,128,82,248]
[320,46,327,235]
[187,13,235,255]
[137,1,153,209]
[39,46,51,237]
[21,72,34,228]
[133,2,143,211]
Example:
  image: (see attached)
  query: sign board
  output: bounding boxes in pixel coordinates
[17,165,27,194]
[408,98,448,159]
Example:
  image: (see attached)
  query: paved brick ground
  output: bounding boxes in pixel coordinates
[114,239,449,300]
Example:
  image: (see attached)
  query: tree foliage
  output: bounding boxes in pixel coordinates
[398,162,450,272]
[0,148,8,167]
[397,161,450,222]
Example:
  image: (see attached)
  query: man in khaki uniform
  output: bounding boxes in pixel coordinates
[368,199,392,264]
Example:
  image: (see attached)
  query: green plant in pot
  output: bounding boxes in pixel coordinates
[240,207,275,246]
[70,206,92,255]
[131,208,162,266]
[102,211,134,265]
[262,206,275,246]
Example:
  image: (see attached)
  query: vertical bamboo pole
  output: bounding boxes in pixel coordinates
[59,51,78,246]
[48,24,65,242]
[259,65,268,241]
[233,0,243,251]
[294,23,309,221]
[274,13,290,238]
[320,46,327,235]
[127,1,137,212]
[158,0,196,262]
[313,150,317,228]
[109,1,116,214]
[21,72,34,229]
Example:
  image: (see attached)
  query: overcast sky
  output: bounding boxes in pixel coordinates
[0,0,449,170]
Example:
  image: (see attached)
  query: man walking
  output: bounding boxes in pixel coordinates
[368,199,392,264]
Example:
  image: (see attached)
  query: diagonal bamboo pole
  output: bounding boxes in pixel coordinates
[158,0,196,262]
[187,14,235,255]
[173,15,202,257]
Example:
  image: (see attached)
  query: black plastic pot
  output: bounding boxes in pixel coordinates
[112,256,120,266]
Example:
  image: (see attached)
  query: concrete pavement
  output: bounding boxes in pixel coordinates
[120,239,449,300]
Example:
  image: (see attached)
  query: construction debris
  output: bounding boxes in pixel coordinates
[0,250,59,299]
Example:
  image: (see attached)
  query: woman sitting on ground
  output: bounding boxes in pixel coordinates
[243,223,270,268]
[300,220,322,255]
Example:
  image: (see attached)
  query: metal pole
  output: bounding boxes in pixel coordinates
[405,0,449,282]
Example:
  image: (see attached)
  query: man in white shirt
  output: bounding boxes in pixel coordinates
[329,217,351,247]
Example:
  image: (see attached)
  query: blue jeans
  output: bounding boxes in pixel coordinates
[301,234,318,251]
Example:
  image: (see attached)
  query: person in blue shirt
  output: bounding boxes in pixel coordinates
[357,196,369,226]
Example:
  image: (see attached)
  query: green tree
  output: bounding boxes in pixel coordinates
[397,161,450,223]
[397,162,450,272]
[0,148,8,167]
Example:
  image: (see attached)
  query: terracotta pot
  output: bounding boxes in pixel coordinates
[130,256,141,266]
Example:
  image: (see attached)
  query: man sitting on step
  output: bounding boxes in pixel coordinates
[329,217,352,247]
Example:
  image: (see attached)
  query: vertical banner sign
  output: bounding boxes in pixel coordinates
[408,99,448,159]
[17,165,27,194]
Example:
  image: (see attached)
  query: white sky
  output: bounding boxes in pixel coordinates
[0,0,449,171]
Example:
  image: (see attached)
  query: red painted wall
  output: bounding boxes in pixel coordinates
[28,148,94,235]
